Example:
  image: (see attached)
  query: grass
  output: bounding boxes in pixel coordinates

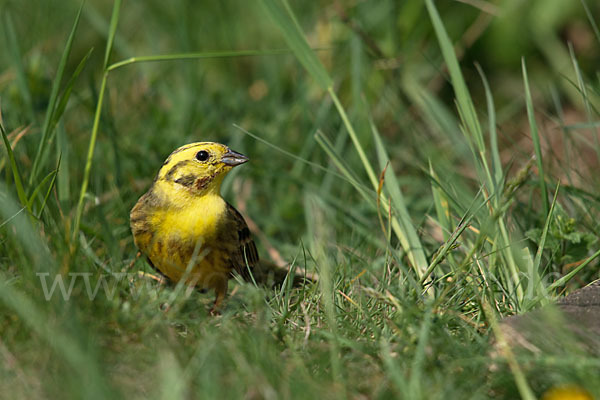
[1,0,600,399]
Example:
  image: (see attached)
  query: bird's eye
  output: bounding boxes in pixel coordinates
[195,151,210,162]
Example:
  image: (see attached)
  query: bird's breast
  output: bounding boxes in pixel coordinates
[154,193,227,241]
[144,194,229,285]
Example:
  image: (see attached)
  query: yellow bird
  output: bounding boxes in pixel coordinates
[130,142,259,311]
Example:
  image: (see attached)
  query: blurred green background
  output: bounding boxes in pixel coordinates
[1,0,599,399]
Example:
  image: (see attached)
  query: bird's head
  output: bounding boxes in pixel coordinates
[157,142,248,195]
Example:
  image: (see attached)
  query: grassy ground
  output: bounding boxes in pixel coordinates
[1,0,600,399]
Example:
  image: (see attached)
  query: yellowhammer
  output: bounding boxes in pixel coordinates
[130,142,259,311]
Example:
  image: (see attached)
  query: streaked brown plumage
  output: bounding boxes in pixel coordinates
[130,142,258,311]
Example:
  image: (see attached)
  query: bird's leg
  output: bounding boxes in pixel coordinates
[128,251,142,270]
[209,279,228,315]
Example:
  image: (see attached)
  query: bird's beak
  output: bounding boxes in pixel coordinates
[221,149,249,166]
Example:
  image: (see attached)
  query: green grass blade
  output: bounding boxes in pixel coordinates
[260,0,332,90]
[82,1,133,60]
[304,193,346,391]
[37,166,59,220]
[420,196,487,286]
[107,48,290,71]
[521,58,549,216]
[30,49,92,191]
[26,164,59,214]
[328,91,379,190]
[50,47,94,135]
[580,0,600,45]
[74,0,120,239]
[0,123,28,209]
[569,43,600,164]
[33,155,61,219]
[234,124,361,187]
[314,131,372,205]
[29,1,85,186]
[56,123,70,205]
[526,183,560,307]
[371,119,427,276]
[404,82,467,157]
[2,12,35,122]
[532,183,559,273]
[260,1,408,278]
[424,0,497,230]
[315,130,429,277]
[261,0,386,213]
[424,0,483,152]
[73,72,108,240]
[103,0,122,69]
[476,64,503,192]
[260,0,383,198]
[428,163,460,279]
[429,162,452,235]
[547,248,600,292]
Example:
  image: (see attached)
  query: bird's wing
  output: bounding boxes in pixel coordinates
[225,202,259,281]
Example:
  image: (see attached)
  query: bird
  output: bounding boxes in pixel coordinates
[129,142,259,312]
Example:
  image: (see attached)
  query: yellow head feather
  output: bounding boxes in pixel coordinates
[156,142,248,196]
